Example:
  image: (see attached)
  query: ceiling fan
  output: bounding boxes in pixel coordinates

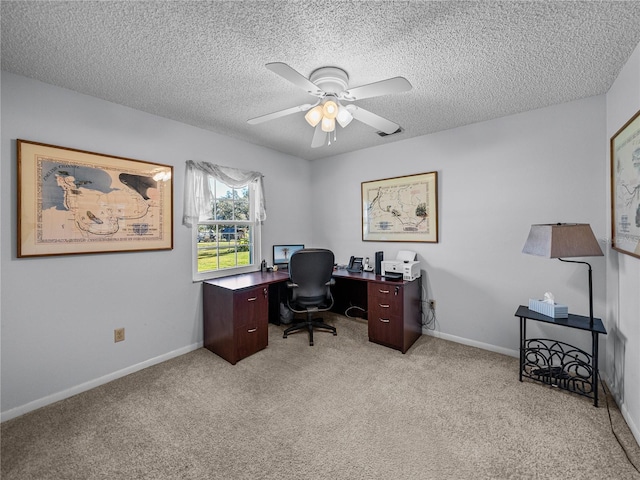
[247,62,412,148]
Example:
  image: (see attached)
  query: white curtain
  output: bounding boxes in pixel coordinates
[182,160,266,227]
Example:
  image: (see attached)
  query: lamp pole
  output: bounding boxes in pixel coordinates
[558,258,594,328]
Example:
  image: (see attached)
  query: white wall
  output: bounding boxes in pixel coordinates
[312,96,607,358]
[605,41,640,444]
[0,72,313,419]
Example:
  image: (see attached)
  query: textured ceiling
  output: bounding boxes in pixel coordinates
[3,1,640,161]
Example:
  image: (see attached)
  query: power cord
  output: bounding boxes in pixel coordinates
[600,375,640,474]
[344,304,367,319]
[418,276,437,330]
[421,300,437,330]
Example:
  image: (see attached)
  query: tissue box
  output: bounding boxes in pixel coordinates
[528,299,568,318]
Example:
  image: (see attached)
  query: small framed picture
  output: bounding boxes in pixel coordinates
[362,171,438,242]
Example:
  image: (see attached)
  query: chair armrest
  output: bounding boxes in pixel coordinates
[324,279,334,301]
[287,281,299,301]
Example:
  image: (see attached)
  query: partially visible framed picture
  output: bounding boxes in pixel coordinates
[611,109,640,259]
[362,171,438,242]
[18,139,173,257]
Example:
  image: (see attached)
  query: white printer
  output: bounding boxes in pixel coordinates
[381,250,421,281]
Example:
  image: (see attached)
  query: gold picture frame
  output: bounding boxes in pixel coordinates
[362,171,438,242]
[610,109,640,259]
[18,139,173,257]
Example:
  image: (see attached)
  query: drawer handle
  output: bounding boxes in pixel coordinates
[379,318,390,323]
[379,304,390,308]
[247,328,257,333]
[379,289,390,294]
[247,297,257,302]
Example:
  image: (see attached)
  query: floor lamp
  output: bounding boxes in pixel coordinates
[522,223,603,327]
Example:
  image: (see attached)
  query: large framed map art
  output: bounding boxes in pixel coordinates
[611,110,640,260]
[362,171,438,243]
[18,140,173,257]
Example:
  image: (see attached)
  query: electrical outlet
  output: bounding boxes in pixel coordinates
[428,300,436,310]
[114,328,125,343]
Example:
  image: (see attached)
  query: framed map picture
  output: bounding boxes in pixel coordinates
[611,109,640,260]
[362,171,438,242]
[18,140,173,257]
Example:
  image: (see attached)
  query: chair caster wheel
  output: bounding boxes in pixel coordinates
[333,332,337,336]
[310,342,314,346]
[283,334,287,339]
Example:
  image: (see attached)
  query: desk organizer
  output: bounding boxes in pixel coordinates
[528,299,568,318]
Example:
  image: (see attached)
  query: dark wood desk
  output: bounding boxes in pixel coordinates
[205,270,290,290]
[515,305,607,406]
[331,270,422,353]
[203,271,289,364]
[203,270,422,364]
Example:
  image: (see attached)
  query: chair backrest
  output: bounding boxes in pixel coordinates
[288,248,335,307]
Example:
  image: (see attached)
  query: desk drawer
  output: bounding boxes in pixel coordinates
[233,286,268,361]
[367,282,404,350]
[368,283,403,313]
[204,282,269,365]
[368,313,403,349]
[233,286,268,329]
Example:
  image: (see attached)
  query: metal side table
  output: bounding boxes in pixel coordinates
[515,305,607,406]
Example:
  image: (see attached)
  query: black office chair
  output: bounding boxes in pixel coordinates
[283,248,337,346]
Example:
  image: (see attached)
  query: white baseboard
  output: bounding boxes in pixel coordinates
[423,328,520,358]
[620,402,640,448]
[1,342,203,422]
[601,372,640,448]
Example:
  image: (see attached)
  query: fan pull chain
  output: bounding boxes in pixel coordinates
[328,129,336,146]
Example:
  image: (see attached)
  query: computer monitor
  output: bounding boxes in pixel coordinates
[273,244,304,269]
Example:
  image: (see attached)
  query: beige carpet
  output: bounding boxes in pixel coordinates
[2,314,639,480]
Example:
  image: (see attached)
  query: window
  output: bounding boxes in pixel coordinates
[184,161,265,282]
[193,178,261,281]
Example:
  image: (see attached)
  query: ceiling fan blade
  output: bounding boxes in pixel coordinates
[311,123,327,148]
[340,77,412,101]
[247,103,314,125]
[347,105,400,134]
[266,62,324,96]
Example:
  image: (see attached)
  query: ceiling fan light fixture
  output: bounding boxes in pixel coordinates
[304,106,323,127]
[336,105,353,128]
[249,63,413,148]
[321,116,335,132]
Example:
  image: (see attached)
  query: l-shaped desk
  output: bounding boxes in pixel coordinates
[203,269,423,364]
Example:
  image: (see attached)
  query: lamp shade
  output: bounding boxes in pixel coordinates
[322,100,338,119]
[522,223,603,258]
[321,116,335,132]
[336,105,353,127]
[304,106,323,127]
